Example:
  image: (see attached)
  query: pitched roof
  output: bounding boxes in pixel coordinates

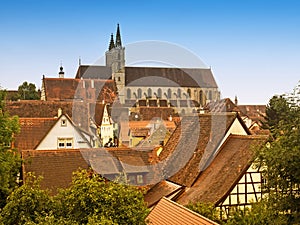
[159,113,246,187]
[144,180,184,207]
[75,65,112,79]
[146,197,219,225]
[176,135,268,205]
[42,77,116,102]
[22,149,89,192]
[22,148,155,191]
[5,101,109,131]
[124,67,218,88]
[15,118,57,150]
[205,98,240,113]
[237,105,266,123]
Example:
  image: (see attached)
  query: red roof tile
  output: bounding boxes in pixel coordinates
[146,197,219,225]
[42,78,116,103]
[176,135,268,205]
[15,118,57,150]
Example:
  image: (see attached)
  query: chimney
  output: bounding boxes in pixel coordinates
[58,108,62,117]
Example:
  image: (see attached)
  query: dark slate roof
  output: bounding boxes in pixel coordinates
[124,67,218,88]
[238,105,266,123]
[176,135,268,205]
[42,78,116,103]
[146,197,219,225]
[75,65,112,79]
[159,113,249,187]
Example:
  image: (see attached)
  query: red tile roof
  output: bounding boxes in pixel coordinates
[159,113,249,187]
[15,118,57,150]
[176,134,268,205]
[144,180,184,207]
[42,77,116,103]
[22,149,89,192]
[238,105,266,123]
[146,197,219,225]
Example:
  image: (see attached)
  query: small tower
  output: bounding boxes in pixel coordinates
[234,95,238,105]
[105,24,125,73]
[59,65,65,78]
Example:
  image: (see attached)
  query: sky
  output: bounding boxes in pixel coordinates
[0,0,300,104]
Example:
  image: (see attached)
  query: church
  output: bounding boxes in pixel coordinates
[43,24,220,113]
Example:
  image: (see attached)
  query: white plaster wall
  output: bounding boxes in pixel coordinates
[36,116,91,150]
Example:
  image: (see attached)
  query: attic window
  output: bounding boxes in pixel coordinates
[61,119,67,127]
[58,138,73,149]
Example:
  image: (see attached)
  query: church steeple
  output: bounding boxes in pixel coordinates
[115,23,122,47]
[108,33,115,51]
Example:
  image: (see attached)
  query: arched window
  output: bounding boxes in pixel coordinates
[187,89,191,97]
[147,88,152,98]
[157,88,162,98]
[199,90,203,106]
[127,89,131,99]
[167,88,172,99]
[177,88,181,98]
[137,88,142,98]
[209,90,212,100]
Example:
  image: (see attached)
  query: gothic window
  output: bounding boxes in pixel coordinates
[127,89,131,99]
[199,90,203,106]
[167,88,172,99]
[157,88,162,98]
[177,88,181,98]
[187,89,191,97]
[147,88,152,98]
[137,88,142,98]
[209,90,212,100]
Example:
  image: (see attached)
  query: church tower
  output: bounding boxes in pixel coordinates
[105,24,125,73]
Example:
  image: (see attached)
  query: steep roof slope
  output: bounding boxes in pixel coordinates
[177,135,267,205]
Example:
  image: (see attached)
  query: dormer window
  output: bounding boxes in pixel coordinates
[61,119,67,127]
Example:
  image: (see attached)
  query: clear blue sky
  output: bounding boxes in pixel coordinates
[1,0,300,104]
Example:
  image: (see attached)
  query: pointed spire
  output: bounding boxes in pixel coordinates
[109,33,115,51]
[115,23,122,47]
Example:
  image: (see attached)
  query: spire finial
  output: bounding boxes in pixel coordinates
[59,62,64,78]
[109,33,115,50]
[115,23,122,47]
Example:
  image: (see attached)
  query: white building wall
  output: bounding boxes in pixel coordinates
[36,115,91,150]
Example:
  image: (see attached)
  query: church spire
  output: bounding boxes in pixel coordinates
[115,23,122,47]
[108,33,115,51]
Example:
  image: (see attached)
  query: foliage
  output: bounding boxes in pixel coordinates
[186,202,222,223]
[17,81,40,100]
[0,174,53,225]
[0,89,21,208]
[255,95,300,223]
[0,170,148,225]
[226,201,288,225]
[54,170,148,225]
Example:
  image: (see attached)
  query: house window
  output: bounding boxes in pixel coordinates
[61,119,67,127]
[167,88,172,99]
[118,76,121,82]
[147,88,152,98]
[177,88,181,98]
[58,138,73,149]
[137,175,144,184]
[128,175,136,184]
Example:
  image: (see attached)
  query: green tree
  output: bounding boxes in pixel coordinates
[255,96,300,224]
[17,81,40,100]
[54,170,148,225]
[0,170,148,225]
[186,202,222,223]
[0,89,21,208]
